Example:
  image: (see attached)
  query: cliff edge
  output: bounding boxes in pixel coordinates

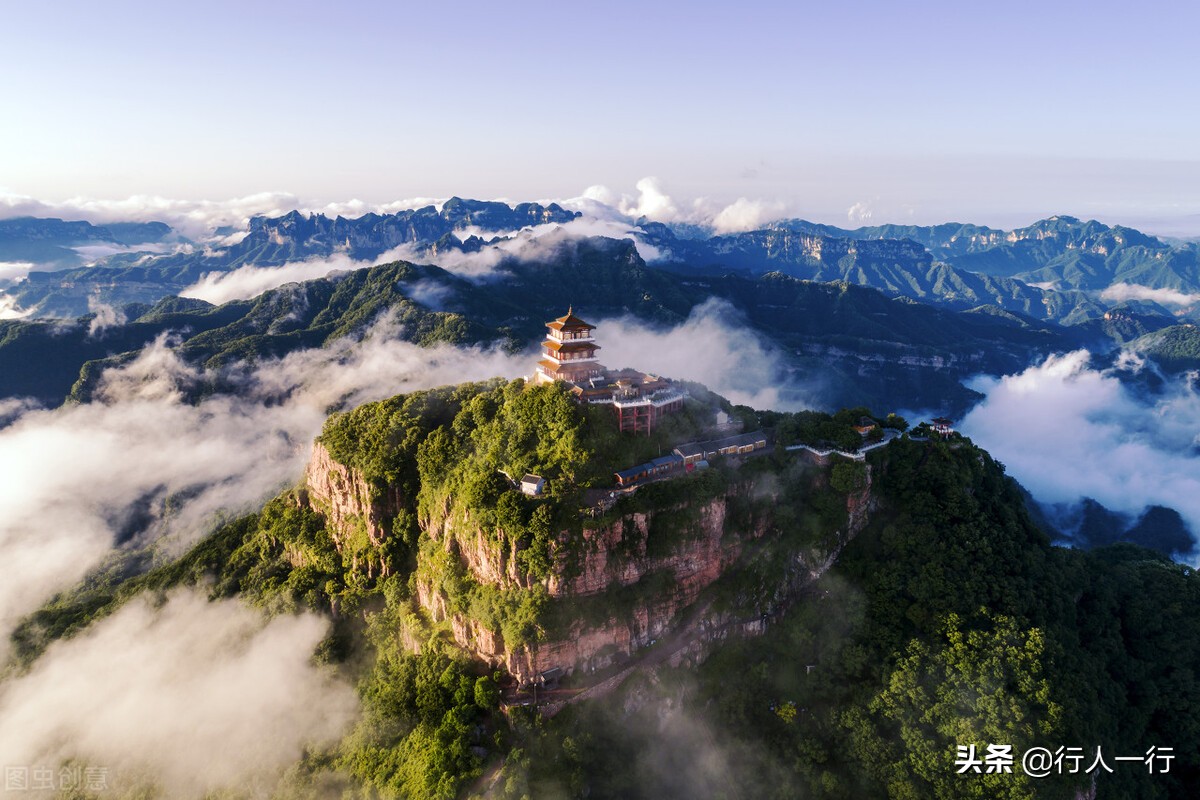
[302,378,875,684]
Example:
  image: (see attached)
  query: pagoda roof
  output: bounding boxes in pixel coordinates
[546,307,595,331]
[542,339,601,353]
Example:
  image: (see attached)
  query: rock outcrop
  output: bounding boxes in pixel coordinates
[306,440,876,684]
[304,441,405,577]
[547,499,736,597]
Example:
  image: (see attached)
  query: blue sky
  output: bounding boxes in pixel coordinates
[3,0,1199,230]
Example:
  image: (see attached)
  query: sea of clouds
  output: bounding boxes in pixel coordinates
[0,321,532,796]
[959,350,1200,545]
[0,591,358,798]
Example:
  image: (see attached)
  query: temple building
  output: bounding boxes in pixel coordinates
[533,308,685,434]
[534,308,604,384]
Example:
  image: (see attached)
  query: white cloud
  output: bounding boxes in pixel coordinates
[72,241,179,264]
[244,315,529,408]
[581,184,619,207]
[0,590,358,799]
[388,217,671,279]
[212,229,250,247]
[1100,282,1200,307]
[0,398,40,427]
[383,241,506,279]
[452,224,517,241]
[0,373,297,649]
[181,254,361,304]
[0,261,36,283]
[557,191,635,224]
[572,179,793,236]
[0,292,34,320]
[959,350,1200,546]
[552,217,665,262]
[619,177,682,221]
[406,278,455,310]
[711,197,786,234]
[0,320,531,656]
[595,298,815,410]
[308,196,444,219]
[87,297,127,336]
[847,201,874,224]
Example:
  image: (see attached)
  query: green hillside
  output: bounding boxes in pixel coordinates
[1127,324,1200,372]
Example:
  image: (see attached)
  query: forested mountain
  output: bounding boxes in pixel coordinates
[5,204,1197,800]
[1125,323,1200,373]
[0,239,1072,413]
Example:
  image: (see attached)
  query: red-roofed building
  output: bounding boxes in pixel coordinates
[534,307,604,384]
[532,308,685,434]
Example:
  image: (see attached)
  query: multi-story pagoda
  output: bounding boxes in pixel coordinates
[532,308,685,434]
[534,308,604,385]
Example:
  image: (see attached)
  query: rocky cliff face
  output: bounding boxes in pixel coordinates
[306,441,875,684]
[406,494,753,681]
[304,441,405,577]
[708,229,933,272]
[505,475,875,684]
[546,500,734,597]
[430,508,533,589]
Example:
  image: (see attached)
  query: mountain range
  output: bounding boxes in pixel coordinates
[7,200,1200,416]
[4,204,1199,330]
[1,237,1076,414]
[2,199,578,316]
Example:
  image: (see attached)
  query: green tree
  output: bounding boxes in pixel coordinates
[850,611,1066,800]
[830,462,868,493]
[475,675,501,709]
